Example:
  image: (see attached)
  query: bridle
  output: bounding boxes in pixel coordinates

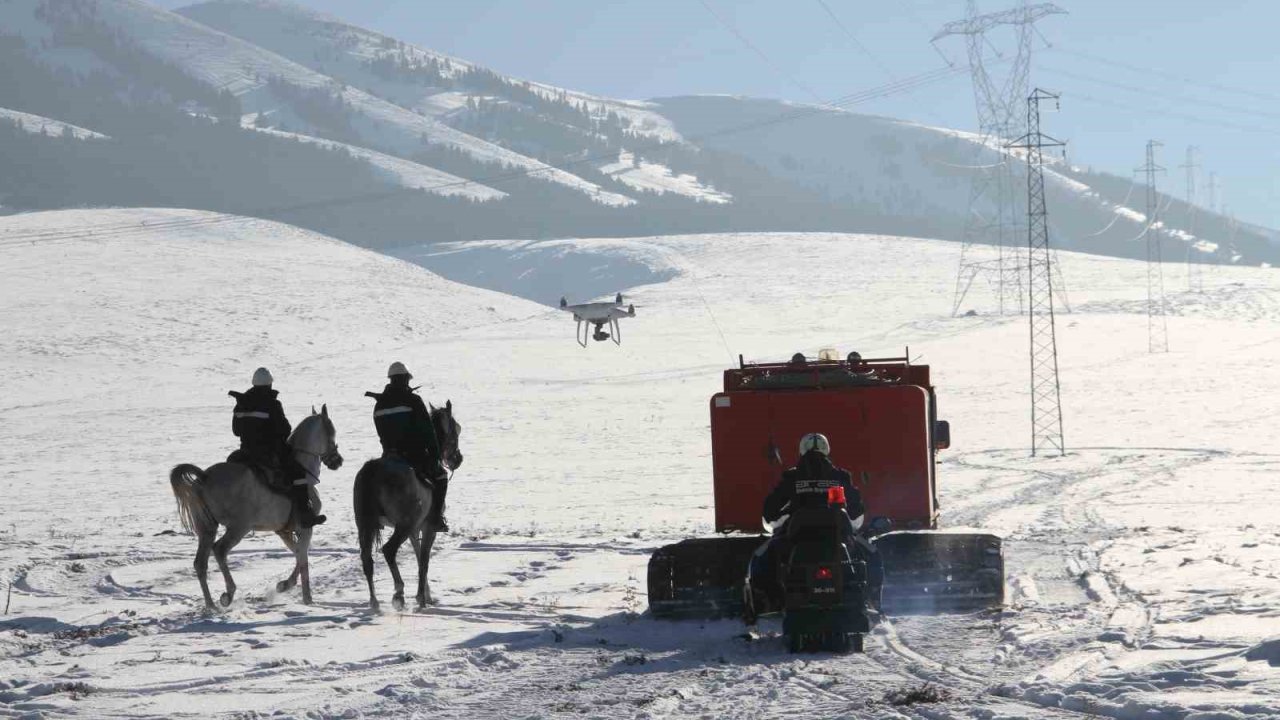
[435,409,463,472]
[293,416,343,477]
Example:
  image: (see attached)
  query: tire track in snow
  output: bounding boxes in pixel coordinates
[908,446,1230,715]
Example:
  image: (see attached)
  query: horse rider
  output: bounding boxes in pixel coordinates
[228,367,325,528]
[746,432,865,619]
[368,362,450,531]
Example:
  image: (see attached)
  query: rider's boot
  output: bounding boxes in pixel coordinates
[291,481,326,528]
[427,474,449,533]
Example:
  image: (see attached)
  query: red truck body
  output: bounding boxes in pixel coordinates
[710,355,942,534]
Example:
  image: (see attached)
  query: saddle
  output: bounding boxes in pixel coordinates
[226,449,291,495]
[380,451,435,490]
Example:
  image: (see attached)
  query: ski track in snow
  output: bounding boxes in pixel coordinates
[3,214,1280,718]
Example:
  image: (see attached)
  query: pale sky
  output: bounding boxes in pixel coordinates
[161,0,1280,229]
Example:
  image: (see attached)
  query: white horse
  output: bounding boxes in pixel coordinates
[169,406,343,609]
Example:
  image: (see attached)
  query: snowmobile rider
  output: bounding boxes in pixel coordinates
[369,362,449,531]
[746,433,864,617]
[229,367,326,528]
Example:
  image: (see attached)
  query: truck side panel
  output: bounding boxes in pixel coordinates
[710,385,935,533]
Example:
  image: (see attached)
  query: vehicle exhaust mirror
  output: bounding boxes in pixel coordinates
[934,420,951,450]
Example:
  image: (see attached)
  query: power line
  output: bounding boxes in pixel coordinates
[1040,65,1280,125]
[1079,178,1138,237]
[814,0,897,80]
[1066,92,1280,139]
[1050,46,1280,106]
[1,65,972,248]
[698,0,826,104]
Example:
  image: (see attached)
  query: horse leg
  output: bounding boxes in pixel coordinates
[274,530,301,593]
[408,531,422,563]
[295,527,314,605]
[416,528,438,608]
[212,525,250,607]
[359,523,379,611]
[195,527,217,610]
[382,526,411,611]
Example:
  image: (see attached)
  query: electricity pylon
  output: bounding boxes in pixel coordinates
[1180,146,1203,293]
[937,1,1066,317]
[1009,89,1065,457]
[1137,141,1169,353]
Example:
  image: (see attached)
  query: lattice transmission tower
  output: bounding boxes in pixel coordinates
[1009,89,1065,456]
[1180,146,1203,293]
[1138,140,1169,353]
[936,1,1066,317]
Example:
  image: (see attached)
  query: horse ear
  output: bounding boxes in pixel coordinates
[447,399,452,411]
[321,403,328,417]
[312,404,317,415]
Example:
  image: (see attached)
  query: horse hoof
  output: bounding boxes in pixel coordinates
[219,592,233,607]
[392,596,405,611]
[275,580,291,593]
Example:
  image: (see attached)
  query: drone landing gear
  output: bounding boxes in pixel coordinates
[576,318,622,347]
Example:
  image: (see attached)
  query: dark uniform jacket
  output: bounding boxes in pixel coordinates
[763,451,864,524]
[230,386,292,463]
[371,384,441,473]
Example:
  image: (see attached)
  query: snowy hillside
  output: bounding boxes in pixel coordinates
[179,0,682,142]
[2,0,1276,263]
[247,125,506,200]
[0,107,107,140]
[0,0,632,205]
[655,95,1270,266]
[4,208,1280,717]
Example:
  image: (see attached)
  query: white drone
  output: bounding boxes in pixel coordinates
[559,292,636,347]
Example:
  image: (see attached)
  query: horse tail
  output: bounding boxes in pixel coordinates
[353,460,383,551]
[169,464,216,535]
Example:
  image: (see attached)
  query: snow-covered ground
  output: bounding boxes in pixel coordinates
[598,150,731,204]
[0,107,108,140]
[3,210,1280,718]
[246,125,506,201]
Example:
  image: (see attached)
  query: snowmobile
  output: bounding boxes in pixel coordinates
[648,350,1004,621]
[744,489,873,653]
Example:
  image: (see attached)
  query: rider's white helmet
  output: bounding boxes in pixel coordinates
[387,361,412,379]
[251,367,274,387]
[799,432,831,457]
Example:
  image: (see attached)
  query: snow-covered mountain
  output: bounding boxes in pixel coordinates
[1,0,1276,267]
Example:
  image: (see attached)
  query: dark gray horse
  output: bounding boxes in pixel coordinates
[354,401,463,610]
[169,407,343,608]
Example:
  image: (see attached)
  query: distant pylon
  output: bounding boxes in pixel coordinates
[1137,141,1169,353]
[937,1,1066,317]
[1180,146,1203,293]
[1009,88,1065,457]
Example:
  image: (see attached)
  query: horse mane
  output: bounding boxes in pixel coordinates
[288,411,331,453]
[287,413,318,446]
